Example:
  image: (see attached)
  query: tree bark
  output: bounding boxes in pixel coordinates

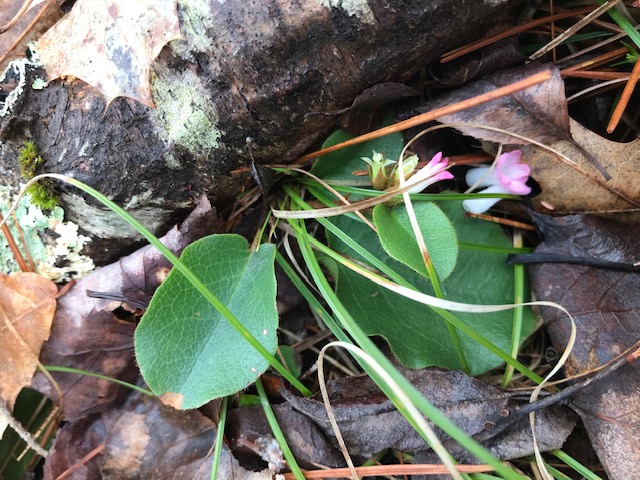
[0,0,518,262]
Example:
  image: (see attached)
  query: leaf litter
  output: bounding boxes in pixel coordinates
[4,3,640,478]
[44,390,267,480]
[419,62,640,215]
[527,213,640,479]
[35,0,181,107]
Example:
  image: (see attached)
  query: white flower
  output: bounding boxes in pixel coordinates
[463,150,531,214]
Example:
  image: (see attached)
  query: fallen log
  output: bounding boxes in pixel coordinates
[0,0,518,262]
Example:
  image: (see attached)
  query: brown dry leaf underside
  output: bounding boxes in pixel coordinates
[36,0,181,107]
[530,214,640,480]
[524,119,640,215]
[0,272,57,437]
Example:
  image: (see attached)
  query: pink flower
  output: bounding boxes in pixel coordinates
[463,150,531,214]
[406,152,454,194]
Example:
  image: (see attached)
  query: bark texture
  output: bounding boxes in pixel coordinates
[0,0,518,262]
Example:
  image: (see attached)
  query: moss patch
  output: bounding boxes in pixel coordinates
[18,141,58,210]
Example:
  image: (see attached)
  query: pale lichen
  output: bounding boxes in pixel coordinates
[0,45,44,117]
[59,191,192,242]
[316,0,376,24]
[171,0,216,58]
[0,186,94,282]
[151,65,224,157]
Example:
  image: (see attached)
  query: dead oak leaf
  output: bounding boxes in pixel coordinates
[0,272,57,438]
[36,0,181,107]
[523,119,640,217]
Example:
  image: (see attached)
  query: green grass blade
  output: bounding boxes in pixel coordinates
[291,218,527,480]
[44,365,154,396]
[210,396,228,480]
[255,378,305,479]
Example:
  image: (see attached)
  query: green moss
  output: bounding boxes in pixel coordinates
[17,141,57,210]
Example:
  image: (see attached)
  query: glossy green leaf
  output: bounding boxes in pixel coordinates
[326,201,536,374]
[373,202,458,280]
[135,235,277,408]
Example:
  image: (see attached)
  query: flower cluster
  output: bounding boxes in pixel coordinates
[362,149,531,213]
[362,151,453,193]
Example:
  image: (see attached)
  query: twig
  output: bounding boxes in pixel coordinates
[0,211,30,272]
[0,0,55,66]
[0,0,34,34]
[561,46,628,72]
[278,463,495,479]
[440,7,594,63]
[464,212,536,231]
[0,397,47,457]
[54,444,105,480]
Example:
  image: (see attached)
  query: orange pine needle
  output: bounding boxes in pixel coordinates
[0,211,31,272]
[561,46,628,72]
[0,0,56,66]
[295,70,552,164]
[464,212,536,231]
[280,463,494,479]
[607,56,640,133]
[561,70,629,81]
[440,7,593,63]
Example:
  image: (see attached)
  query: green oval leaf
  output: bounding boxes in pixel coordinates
[135,234,277,408]
[326,201,536,374]
[373,202,458,280]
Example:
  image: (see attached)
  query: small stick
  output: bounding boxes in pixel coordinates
[0,0,55,65]
[561,70,629,81]
[561,46,627,72]
[0,398,48,457]
[295,71,552,164]
[607,55,640,132]
[464,212,536,231]
[55,444,105,480]
[279,463,494,479]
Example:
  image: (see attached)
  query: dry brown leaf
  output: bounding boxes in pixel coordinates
[36,0,181,107]
[0,272,56,438]
[44,392,267,480]
[281,367,576,462]
[421,62,572,146]
[0,0,64,72]
[523,119,640,216]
